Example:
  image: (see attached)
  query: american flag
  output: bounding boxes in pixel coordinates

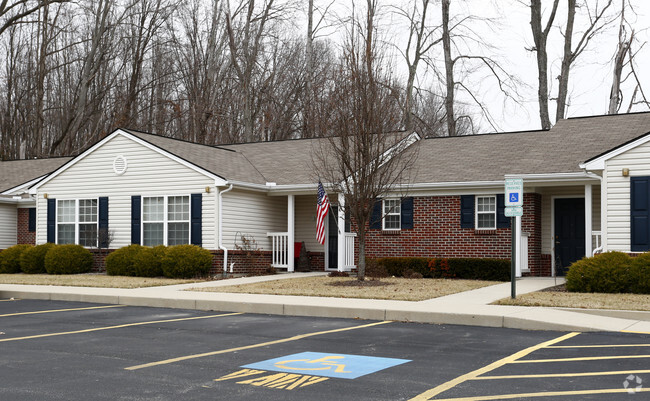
[316,181,330,245]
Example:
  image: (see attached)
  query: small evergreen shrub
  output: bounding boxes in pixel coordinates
[566,251,633,293]
[20,243,56,274]
[0,244,33,273]
[161,245,212,278]
[133,245,166,277]
[630,252,650,294]
[372,257,509,281]
[44,244,92,274]
[105,244,144,276]
[328,271,349,277]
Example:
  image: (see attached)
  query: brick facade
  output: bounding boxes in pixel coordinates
[17,208,36,245]
[358,193,546,275]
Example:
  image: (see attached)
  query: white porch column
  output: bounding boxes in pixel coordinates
[337,193,346,272]
[515,215,522,277]
[585,183,592,256]
[287,194,295,272]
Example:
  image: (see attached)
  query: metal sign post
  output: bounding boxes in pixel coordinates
[511,216,516,299]
[505,178,523,299]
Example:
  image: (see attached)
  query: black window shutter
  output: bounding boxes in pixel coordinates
[47,199,56,243]
[496,194,510,228]
[345,209,351,233]
[131,196,141,245]
[460,195,474,228]
[98,197,109,247]
[401,197,414,229]
[631,177,650,252]
[191,193,202,246]
[28,208,36,232]
[370,199,382,229]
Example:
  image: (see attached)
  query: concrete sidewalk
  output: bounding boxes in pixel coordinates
[1,273,649,333]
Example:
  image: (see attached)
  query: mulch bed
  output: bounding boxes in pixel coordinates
[540,284,568,292]
[328,279,392,287]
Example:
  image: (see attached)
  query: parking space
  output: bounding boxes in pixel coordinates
[1,299,648,400]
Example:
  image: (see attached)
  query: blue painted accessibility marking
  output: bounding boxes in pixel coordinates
[242,352,410,379]
[509,193,519,203]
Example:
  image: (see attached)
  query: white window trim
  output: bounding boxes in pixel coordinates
[475,195,497,230]
[56,198,99,247]
[382,198,401,231]
[141,195,191,246]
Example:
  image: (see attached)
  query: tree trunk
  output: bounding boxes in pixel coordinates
[441,0,455,136]
[556,0,576,122]
[529,0,558,130]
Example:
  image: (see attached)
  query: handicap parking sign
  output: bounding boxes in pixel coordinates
[242,352,410,379]
[509,193,519,203]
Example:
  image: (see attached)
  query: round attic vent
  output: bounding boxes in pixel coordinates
[113,155,128,175]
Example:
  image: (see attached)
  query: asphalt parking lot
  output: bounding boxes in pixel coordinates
[1,299,649,400]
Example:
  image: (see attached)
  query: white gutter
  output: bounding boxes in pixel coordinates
[218,184,234,274]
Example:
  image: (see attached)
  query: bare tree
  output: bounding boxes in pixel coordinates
[528,0,559,130]
[313,0,417,281]
[0,0,67,37]
[556,0,614,121]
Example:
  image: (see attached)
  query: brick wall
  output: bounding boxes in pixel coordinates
[16,208,35,245]
[357,193,545,274]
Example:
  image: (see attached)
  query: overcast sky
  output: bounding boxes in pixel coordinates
[312,0,650,133]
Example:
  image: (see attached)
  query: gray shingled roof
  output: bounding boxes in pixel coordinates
[410,112,650,183]
[0,157,72,193]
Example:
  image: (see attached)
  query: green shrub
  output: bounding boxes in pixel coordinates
[0,244,33,274]
[20,243,56,274]
[566,251,633,293]
[161,245,212,278]
[371,257,509,281]
[133,245,166,277]
[630,252,650,294]
[44,244,93,274]
[105,244,143,276]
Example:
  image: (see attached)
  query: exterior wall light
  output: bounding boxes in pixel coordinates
[622,168,630,177]
[205,186,211,193]
[43,193,48,199]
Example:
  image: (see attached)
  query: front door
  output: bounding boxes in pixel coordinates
[554,198,585,276]
[327,206,338,270]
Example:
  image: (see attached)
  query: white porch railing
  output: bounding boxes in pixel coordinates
[268,232,289,268]
[592,231,602,256]
[344,232,357,269]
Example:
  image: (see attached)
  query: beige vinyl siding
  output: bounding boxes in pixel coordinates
[294,194,324,253]
[221,189,286,250]
[0,204,17,248]
[539,186,601,254]
[35,134,216,248]
[604,140,650,252]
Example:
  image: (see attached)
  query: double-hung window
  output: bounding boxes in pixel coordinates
[383,198,401,230]
[142,195,190,246]
[57,199,98,246]
[475,195,496,230]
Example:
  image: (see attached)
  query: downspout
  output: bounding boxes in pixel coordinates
[219,184,234,275]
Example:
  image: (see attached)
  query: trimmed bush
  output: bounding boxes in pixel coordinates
[20,243,56,274]
[0,244,33,274]
[630,252,650,294]
[44,244,93,274]
[566,251,633,293]
[371,257,510,281]
[105,244,144,276]
[133,245,167,277]
[161,245,212,278]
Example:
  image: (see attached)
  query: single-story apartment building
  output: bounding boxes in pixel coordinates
[1,112,650,276]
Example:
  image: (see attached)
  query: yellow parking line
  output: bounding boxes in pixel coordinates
[407,332,581,401]
[472,369,650,380]
[125,320,393,371]
[429,387,650,401]
[0,299,20,302]
[511,354,650,363]
[0,304,125,318]
[0,312,243,342]
[622,330,650,335]
[548,344,650,348]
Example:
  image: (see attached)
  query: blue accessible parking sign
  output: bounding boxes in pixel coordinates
[242,352,410,379]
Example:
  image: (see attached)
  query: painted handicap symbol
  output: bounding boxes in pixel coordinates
[243,352,410,379]
[274,355,350,373]
[509,193,519,202]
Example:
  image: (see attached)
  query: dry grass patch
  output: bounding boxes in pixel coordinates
[0,274,200,289]
[188,276,500,301]
[495,291,650,311]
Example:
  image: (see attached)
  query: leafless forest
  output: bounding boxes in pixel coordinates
[0,0,647,160]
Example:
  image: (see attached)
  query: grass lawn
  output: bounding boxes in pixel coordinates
[188,276,501,301]
[495,289,650,312]
[0,274,201,289]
